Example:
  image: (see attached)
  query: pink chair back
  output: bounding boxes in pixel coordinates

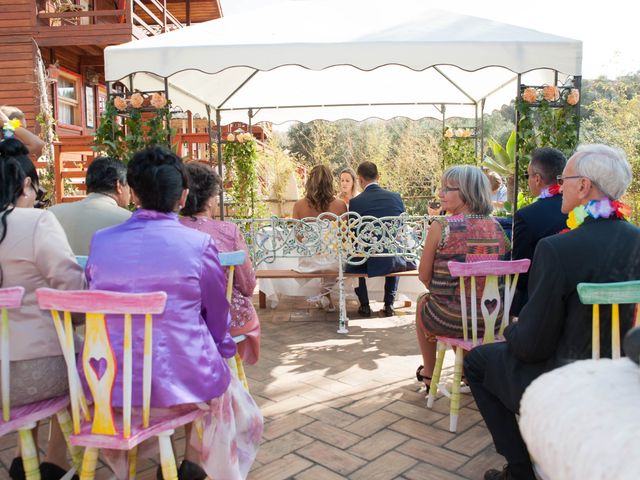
[0,287,25,421]
[36,288,167,439]
[447,259,530,346]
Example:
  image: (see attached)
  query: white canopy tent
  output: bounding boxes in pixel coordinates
[104,0,582,124]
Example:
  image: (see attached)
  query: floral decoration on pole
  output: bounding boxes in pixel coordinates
[93,92,174,163]
[441,126,476,168]
[223,130,258,218]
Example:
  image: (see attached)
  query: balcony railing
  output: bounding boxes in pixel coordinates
[36,0,183,38]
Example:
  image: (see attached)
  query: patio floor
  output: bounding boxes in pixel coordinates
[0,295,506,479]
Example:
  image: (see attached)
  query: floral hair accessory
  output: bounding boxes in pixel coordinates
[538,183,561,199]
[565,197,631,231]
[2,118,21,138]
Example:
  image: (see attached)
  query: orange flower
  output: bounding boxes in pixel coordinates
[461,128,472,138]
[542,85,560,102]
[226,133,235,142]
[567,88,580,106]
[113,96,127,111]
[130,93,144,109]
[150,93,167,109]
[454,128,465,138]
[522,87,537,103]
[444,128,454,138]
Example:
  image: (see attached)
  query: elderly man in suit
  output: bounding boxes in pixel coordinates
[465,144,640,480]
[50,156,131,255]
[347,161,414,317]
[511,147,568,314]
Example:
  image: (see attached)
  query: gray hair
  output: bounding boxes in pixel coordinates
[573,144,631,200]
[442,165,493,215]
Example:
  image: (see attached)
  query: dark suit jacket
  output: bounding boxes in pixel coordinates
[480,217,640,412]
[346,183,414,277]
[511,195,567,314]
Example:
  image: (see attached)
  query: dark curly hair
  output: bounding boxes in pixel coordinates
[127,146,188,213]
[181,163,222,217]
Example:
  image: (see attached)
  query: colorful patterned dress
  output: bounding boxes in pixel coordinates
[420,214,510,337]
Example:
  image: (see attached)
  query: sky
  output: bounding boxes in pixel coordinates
[221,0,639,80]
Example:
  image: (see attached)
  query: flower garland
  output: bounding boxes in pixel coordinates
[538,183,561,199]
[565,197,632,230]
[2,118,21,139]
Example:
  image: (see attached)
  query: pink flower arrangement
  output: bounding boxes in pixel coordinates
[522,87,538,103]
[226,133,236,142]
[566,88,580,106]
[542,85,560,102]
[444,128,454,138]
[150,92,167,109]
[130,93,144,109]
[113,96,127,111]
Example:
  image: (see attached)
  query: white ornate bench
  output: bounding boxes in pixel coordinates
[233,212,429,333]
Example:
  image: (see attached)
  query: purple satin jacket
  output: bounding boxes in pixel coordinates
[85,209,236,407]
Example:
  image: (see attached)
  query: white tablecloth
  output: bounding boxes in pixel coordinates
[519,358,640,480]
[256,257,425,308]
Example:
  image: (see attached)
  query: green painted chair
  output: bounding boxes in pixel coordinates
[577,280,640,359]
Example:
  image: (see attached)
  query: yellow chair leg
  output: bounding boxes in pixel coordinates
[18,425,40,480]
[427,341,447,408]
[449,347,464,433]
[158,431,178,480]
[235,353,249,391]
[128,446,138,480]
[79,447,99,480]
[56,408,83,471]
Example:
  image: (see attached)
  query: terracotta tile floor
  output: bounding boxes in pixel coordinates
[0,296,505,479]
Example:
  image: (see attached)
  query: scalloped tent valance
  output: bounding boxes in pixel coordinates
[104,0,582,123]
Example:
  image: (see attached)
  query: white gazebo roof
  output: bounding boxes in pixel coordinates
[104,0,582,123]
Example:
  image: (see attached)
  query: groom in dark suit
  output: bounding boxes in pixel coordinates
[347,161,414,317]
[511,147,568,314]
[465,144,640,480]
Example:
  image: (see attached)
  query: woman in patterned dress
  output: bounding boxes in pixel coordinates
[415,165,510,389]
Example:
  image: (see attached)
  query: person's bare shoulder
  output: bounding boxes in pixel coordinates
[330,198,347,215]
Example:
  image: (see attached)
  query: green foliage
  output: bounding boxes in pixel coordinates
[485,130,516,177]
[223,133,258,218]
[92,98,174,164]
[440,127,477,168]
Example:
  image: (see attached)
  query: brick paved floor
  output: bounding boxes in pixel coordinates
[0,296,505,479]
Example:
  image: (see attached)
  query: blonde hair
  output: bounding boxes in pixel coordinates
[339,167,358,197]
[305,164,336,212]
[443,165,493,215]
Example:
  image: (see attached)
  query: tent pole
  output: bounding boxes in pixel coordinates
[441,104,446,170]
[216,109,224,220]
[206,104,213,167]
[512,73,522,258]
[474,102,478,162]
[480,98,486,162]
[248,108,254,216]
[164,77,171,145]
[574,76,582,143]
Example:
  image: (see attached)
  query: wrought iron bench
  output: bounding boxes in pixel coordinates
[234,212,429,333]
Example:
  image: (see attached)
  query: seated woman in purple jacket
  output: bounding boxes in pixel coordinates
[86,147,262,480]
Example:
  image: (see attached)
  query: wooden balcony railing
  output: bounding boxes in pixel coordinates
[36,0,183,39]
[52,135,97,204]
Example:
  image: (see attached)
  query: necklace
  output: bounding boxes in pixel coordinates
[565,197,631,230]
[538,184,561,199]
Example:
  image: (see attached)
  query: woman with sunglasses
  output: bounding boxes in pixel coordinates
[415,165,510,391]
[0,138,85,479]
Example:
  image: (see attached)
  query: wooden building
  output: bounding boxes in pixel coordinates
[0,0,223,137]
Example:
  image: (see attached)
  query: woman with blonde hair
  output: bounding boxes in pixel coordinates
[415,165,510,390]
[292,165,347,311]
[338,167,358,207]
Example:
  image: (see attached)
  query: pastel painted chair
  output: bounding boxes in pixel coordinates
[0,286,81,479]
[577,280,640,359]
[219,250,250,391]
[36,288,204,480]
[426,259,531,432]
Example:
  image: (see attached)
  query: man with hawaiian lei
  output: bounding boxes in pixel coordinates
[464,144,640,480]
[511,147,567,315]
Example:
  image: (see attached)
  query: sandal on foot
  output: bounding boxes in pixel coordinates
[416,366,432,389]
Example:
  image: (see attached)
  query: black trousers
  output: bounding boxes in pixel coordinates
[354,276,399,307]
[464,346,536,479]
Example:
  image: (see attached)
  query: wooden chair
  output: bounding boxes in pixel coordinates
[0,287,81,479]
[577,280,640,359]
[426,259,531,432]
[36,288,204,480]
[219,250,250,391]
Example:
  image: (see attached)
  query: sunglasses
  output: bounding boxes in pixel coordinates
[556,175,583,186]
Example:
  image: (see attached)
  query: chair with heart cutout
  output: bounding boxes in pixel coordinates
[426,259,530,432]
[36,288,204,480]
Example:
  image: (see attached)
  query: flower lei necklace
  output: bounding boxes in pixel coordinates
[565,197,632,230]
[538,183,561,199]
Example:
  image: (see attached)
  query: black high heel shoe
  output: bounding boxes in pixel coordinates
[415,365,432,389]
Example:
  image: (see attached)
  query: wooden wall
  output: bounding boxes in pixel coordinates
[0,0,39,131]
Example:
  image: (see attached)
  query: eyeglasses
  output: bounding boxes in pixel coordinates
[439,186,460,193]
[556,175,583,186]
[524,171,540,180]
